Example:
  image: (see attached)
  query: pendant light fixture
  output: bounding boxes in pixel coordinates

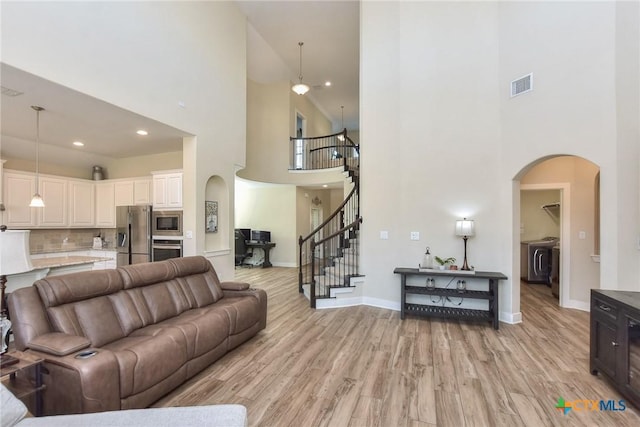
[29,106,45,208]
[292,42,310,95]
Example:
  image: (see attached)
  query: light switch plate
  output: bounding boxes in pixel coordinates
[410,231,420,241]
[185,230,193,239]
[380,231,389,240]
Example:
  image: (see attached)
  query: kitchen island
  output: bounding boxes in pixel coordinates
[6,252,115,293]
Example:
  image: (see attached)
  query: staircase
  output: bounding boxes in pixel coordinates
[290,129,362,308]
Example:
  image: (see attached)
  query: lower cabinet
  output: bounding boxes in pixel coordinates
[590,290,640,408]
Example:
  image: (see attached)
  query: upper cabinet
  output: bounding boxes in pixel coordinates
[68,180,95,227]
[3,171,38,227]
[39,176,68,227]
[114,178,151,206]
[152,171,182,209]
[133,180,152,205]
[2,170,158,229]
[95,182,115,227]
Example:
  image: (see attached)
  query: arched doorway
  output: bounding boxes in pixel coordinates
[515,155,600,314]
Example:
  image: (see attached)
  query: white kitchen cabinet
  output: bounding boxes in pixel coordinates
[3,171,37,227]
[134,179,151,205]
[115,179,151,206]
[114,181,134,206]
[68,180,95,227]
[38,176,68,227]
[152,171,182,209]
[95,182,115,227]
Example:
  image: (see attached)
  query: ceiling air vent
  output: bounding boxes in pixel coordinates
[1,85,24,97]
[510,73,533,97]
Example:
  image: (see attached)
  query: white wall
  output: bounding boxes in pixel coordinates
[2,2,247,279]
[520,190,560,242]
[360,1,639,321]
[361,0,503,306]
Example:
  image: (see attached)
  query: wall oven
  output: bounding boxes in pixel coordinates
[152,238,183,261]
[152,210,183,236]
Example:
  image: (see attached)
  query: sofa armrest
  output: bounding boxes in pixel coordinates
[28,333,91,356]
[26,348,120,415]
[220,281,250,291]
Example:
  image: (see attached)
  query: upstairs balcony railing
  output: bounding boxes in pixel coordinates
[289,129,359,171]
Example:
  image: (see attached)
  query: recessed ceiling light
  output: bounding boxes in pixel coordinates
[136,130,148,136]
[322,184,328,188]
[324,81,331,87]
[73,141,84,147]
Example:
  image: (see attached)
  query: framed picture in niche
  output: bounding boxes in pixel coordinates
[205,201,218,233]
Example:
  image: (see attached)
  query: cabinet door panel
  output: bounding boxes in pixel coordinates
[134,180,151,205]
[625,315,640,398]
[69,181,95,226]
[592,316,618,379]
[95,182,115,227]
[114,182,134,206]
[39,177,67,226]
[4,173,37,227]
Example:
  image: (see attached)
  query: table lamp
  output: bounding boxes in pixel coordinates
[455,218,475,271]
[0,226,33,367]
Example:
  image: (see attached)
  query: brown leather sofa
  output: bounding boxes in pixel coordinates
[7,256,267,416]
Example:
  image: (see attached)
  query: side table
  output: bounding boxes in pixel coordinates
[1,351,45,416]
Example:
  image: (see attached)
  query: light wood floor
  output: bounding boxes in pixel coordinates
[154,267,640,426]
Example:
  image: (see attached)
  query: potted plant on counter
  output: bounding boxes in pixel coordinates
[434,256,456,270]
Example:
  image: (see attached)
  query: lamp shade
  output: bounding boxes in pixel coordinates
[292,83,310,95]
[455,219,475,237]
[0,230,33,275]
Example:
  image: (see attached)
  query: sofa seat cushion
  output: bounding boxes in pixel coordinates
[202,297,263,336]
[132,309,229,359]
[101,331,188,398]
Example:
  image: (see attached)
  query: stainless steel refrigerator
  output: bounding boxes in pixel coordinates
[116,206,152,266]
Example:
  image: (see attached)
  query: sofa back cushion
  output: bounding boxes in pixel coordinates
[34,270,127,346]
[35,269,124,307]
[170,256,224,307]
[116,257,223,325]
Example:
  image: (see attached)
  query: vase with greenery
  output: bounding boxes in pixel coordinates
[435,256,456,270]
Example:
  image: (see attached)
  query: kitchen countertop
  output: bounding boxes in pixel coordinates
[31,247,117,255]
[31,255,113,269]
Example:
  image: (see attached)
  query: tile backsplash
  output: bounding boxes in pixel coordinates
[29,229,117,254]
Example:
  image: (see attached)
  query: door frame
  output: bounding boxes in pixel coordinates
[521,183,571,308]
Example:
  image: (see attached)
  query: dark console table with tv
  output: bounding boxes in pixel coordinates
[246,242,276,268]
[590,289,640,409]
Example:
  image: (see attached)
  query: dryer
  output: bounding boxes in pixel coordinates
[520,237,559,284]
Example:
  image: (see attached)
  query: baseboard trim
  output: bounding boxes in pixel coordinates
[500,311,522,324]
[565,299,590,312]
[271,262,297,268]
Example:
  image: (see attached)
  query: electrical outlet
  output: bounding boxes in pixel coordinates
[185,230,193,239]
[380,231,389,240]
[579,231,586,240]
[410,231,420,241]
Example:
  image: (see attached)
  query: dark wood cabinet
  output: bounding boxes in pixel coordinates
[590,290,640,408]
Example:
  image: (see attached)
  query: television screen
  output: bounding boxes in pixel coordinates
[236,228,251,241]
[251,230,271,243]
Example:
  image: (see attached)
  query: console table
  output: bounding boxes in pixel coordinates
[246,242,276,268]
[394,268,507,329]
